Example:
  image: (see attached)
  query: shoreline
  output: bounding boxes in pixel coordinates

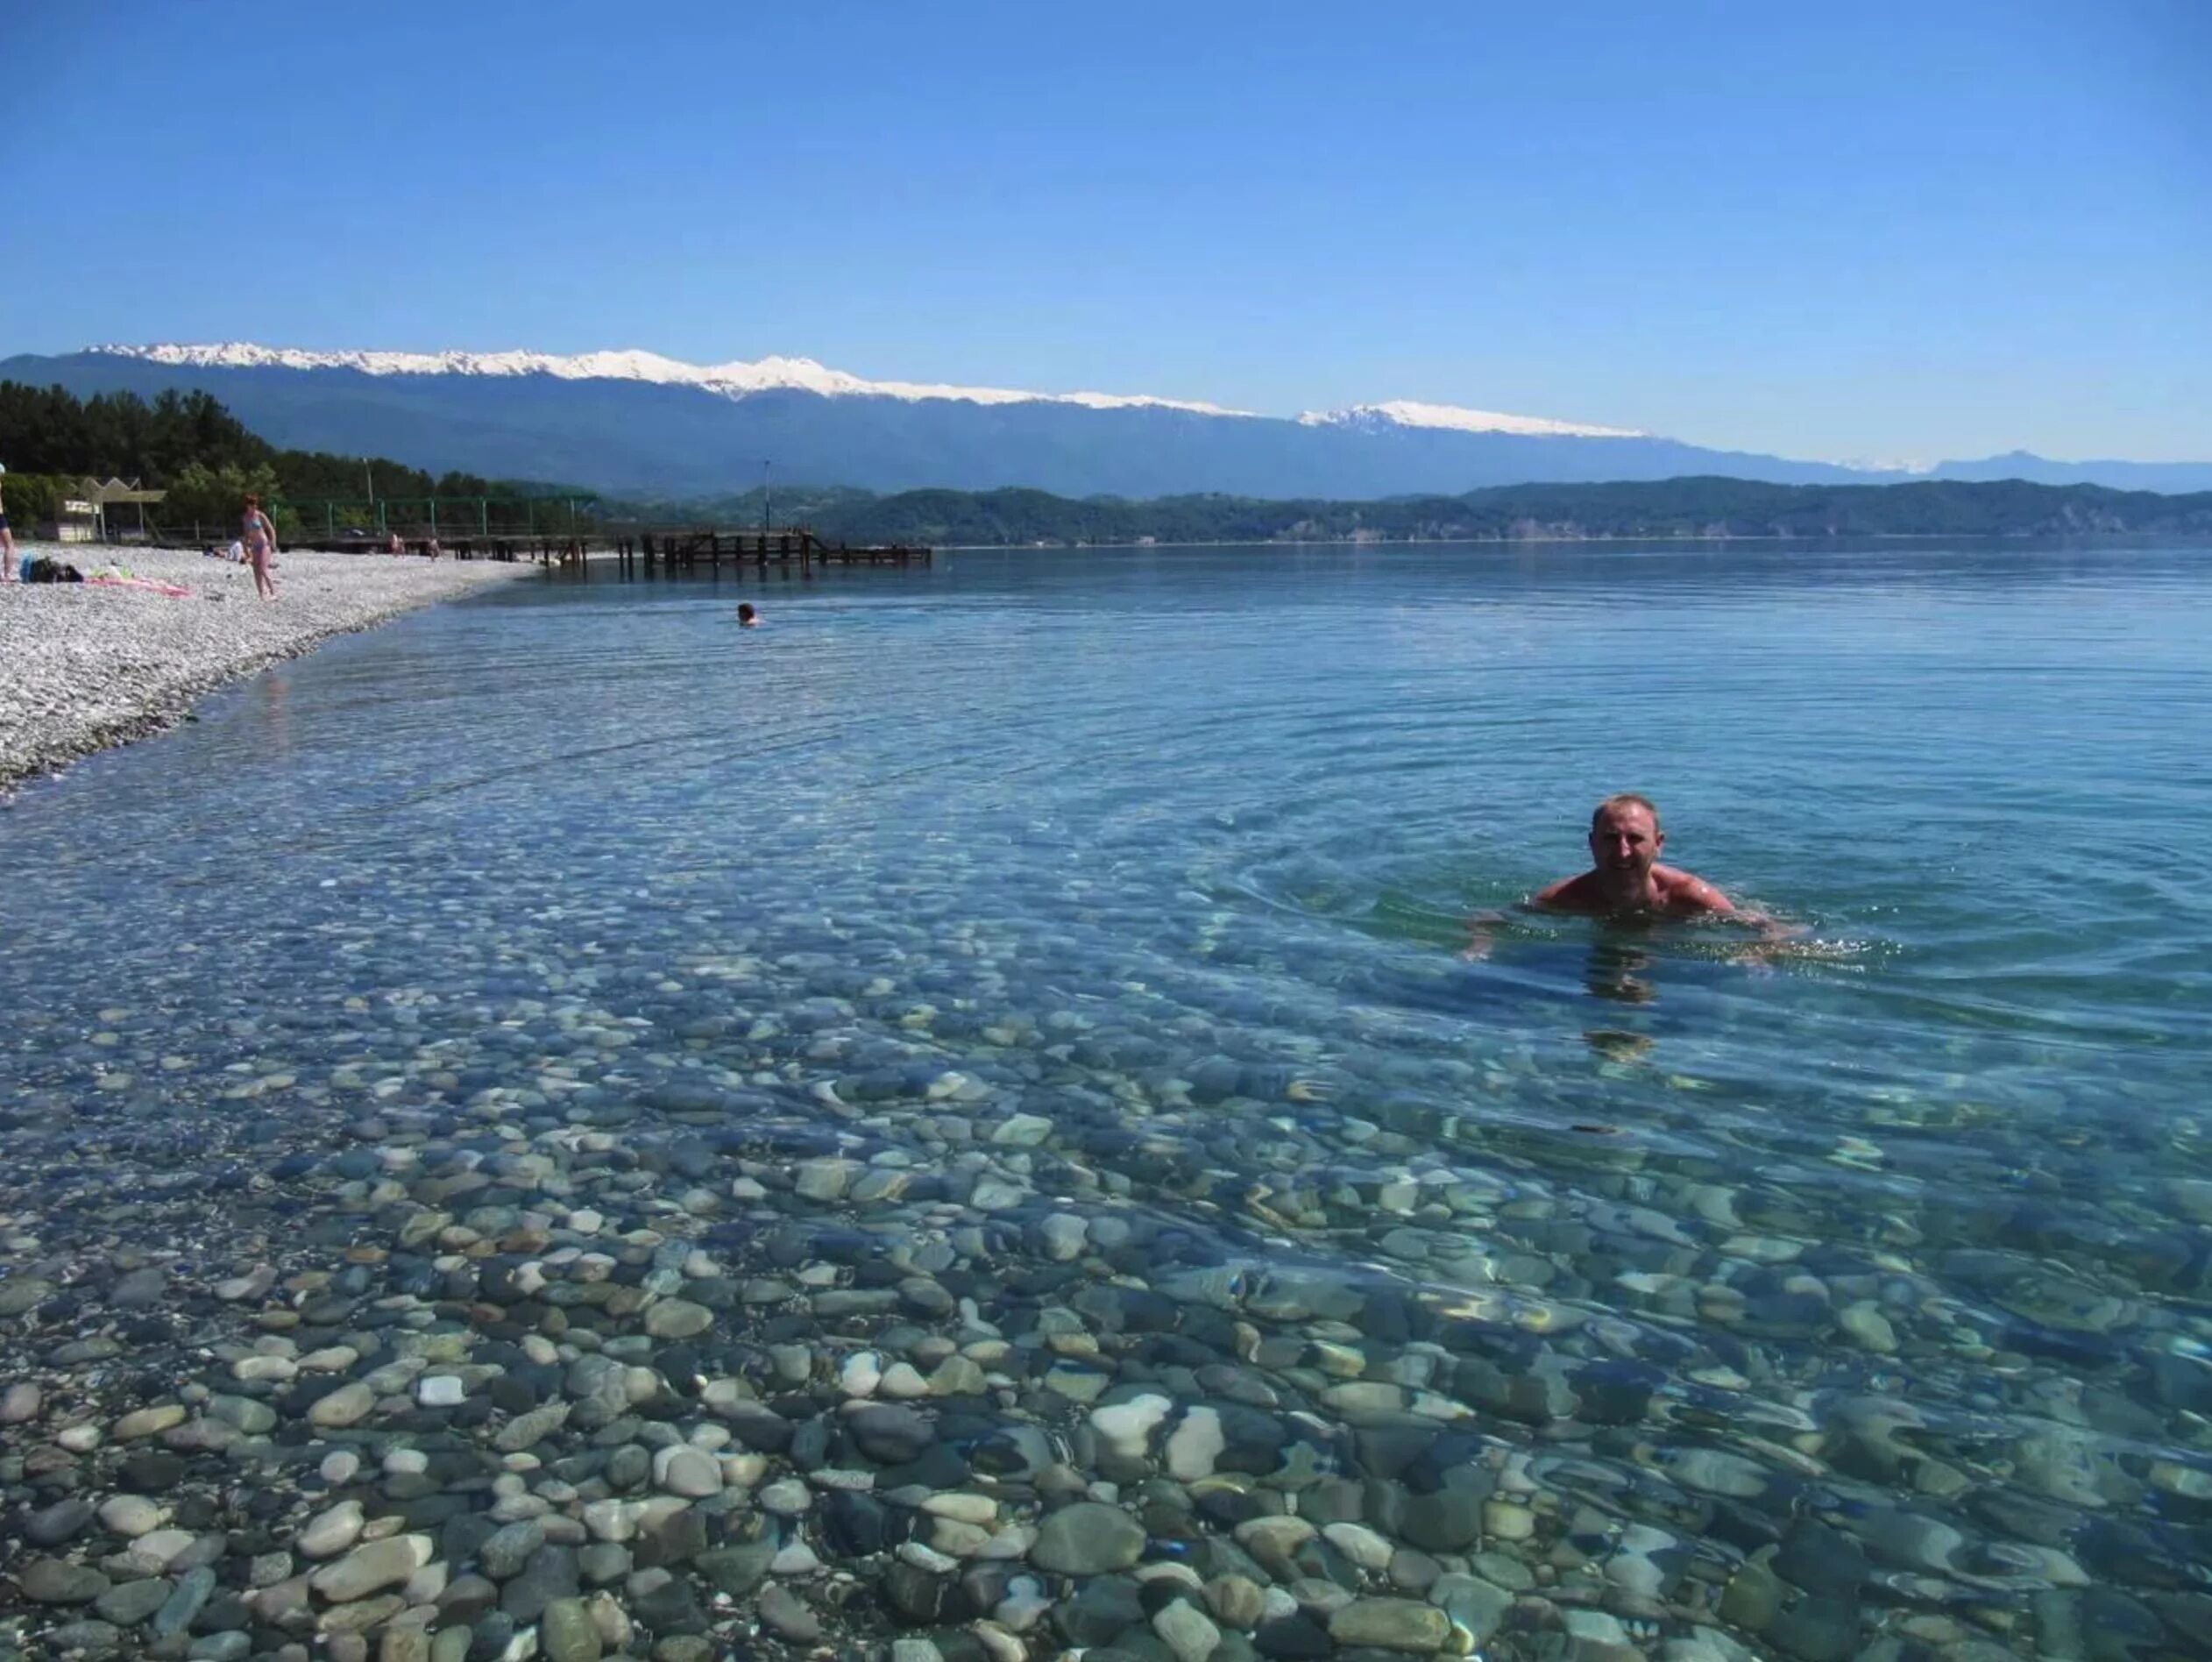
[925,529,2193,552]
[543,526,2185,566]
[0,546,536,795]
[564,529,2189,558]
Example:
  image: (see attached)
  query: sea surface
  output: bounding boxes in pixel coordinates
[3,540,2209,1657]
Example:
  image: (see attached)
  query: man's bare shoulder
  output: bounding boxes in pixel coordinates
[1531,871,1606,912]
[1651,865,1738,915]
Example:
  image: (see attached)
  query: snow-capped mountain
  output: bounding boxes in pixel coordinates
[106,344,1679,443]
[1297,400,1644,439]
[101,343,1658,437]
[8,342,2207,498]
[97,342,1252,417]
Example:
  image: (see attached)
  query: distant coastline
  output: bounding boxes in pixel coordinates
[568,526,2206,560]
[918,528,2210,553]
[623,476,2212,550]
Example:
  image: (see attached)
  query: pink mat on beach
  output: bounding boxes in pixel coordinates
[86,576,195,597]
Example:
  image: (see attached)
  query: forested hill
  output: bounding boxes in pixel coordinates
[650,477,2212,546]
[0,380,585,534]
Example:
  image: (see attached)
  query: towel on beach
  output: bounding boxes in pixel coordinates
[87,575,195,597]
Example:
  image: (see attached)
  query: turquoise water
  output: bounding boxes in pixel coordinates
[4,541,2210,1648]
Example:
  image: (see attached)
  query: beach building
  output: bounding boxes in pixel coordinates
[53,477,167,543]
[53,496,101,543]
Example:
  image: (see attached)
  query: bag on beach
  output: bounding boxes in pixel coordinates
[25,557,85,584]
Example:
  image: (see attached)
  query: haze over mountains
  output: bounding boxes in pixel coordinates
[4,343,2208,500]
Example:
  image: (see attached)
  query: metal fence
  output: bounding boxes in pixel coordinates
[287,496,596,538]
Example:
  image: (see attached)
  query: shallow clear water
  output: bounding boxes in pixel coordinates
[4,540,2211,1643]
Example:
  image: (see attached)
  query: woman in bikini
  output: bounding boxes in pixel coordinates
[0,464,18,583]
[243,494,279,600]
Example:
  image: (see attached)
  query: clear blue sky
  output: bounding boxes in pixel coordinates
[5,0,2208,463]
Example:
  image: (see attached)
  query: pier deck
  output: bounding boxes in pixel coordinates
[614,529,931,572]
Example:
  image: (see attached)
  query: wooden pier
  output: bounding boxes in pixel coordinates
[612,528,931,574]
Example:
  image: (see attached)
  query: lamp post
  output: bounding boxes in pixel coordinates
[364,458,377,531]
[762,460,771,536]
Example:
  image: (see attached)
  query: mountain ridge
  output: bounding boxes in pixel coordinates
[7,343,2208,499]
[88,341,1255,418]
[86,342,1647,436]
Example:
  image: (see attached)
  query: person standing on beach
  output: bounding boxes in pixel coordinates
[0,464,18,583]
[242,494,279,600]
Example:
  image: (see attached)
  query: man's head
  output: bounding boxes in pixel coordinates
[1588,793,1663,893]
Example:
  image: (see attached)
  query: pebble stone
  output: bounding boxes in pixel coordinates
[1329,1599,1455,1652]
[1032,1502,1148,1575]
[101,1495,169,1538]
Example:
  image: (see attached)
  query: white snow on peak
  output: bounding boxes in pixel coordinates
[89,342,1252,417]
[1833,454,1937,475]
[1299,400,1644,439]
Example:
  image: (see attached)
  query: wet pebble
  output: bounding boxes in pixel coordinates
[1032,1501,1149,1575]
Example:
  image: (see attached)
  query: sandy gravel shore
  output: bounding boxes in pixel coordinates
[0,544,535,792]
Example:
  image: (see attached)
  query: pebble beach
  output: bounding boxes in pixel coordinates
[7,960,2202,1662]
[0,547,535,794]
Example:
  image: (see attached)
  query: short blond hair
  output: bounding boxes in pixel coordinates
[1592,793,1661,832]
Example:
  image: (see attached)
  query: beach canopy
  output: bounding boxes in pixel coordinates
[75,477,168,506]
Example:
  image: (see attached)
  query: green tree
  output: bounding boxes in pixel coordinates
[160,461,294,538]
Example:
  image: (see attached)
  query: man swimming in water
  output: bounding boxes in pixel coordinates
[1464,793,1788,960]
[1535,793,1742,918]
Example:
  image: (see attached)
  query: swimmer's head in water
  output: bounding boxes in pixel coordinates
[1592,792,1660,835]
[737,603,758,625]
[1589,794,1663,890]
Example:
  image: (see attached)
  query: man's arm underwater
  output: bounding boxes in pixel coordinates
[1464,881,1807,958]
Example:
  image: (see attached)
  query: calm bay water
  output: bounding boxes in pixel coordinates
[3,540,2209,1655]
